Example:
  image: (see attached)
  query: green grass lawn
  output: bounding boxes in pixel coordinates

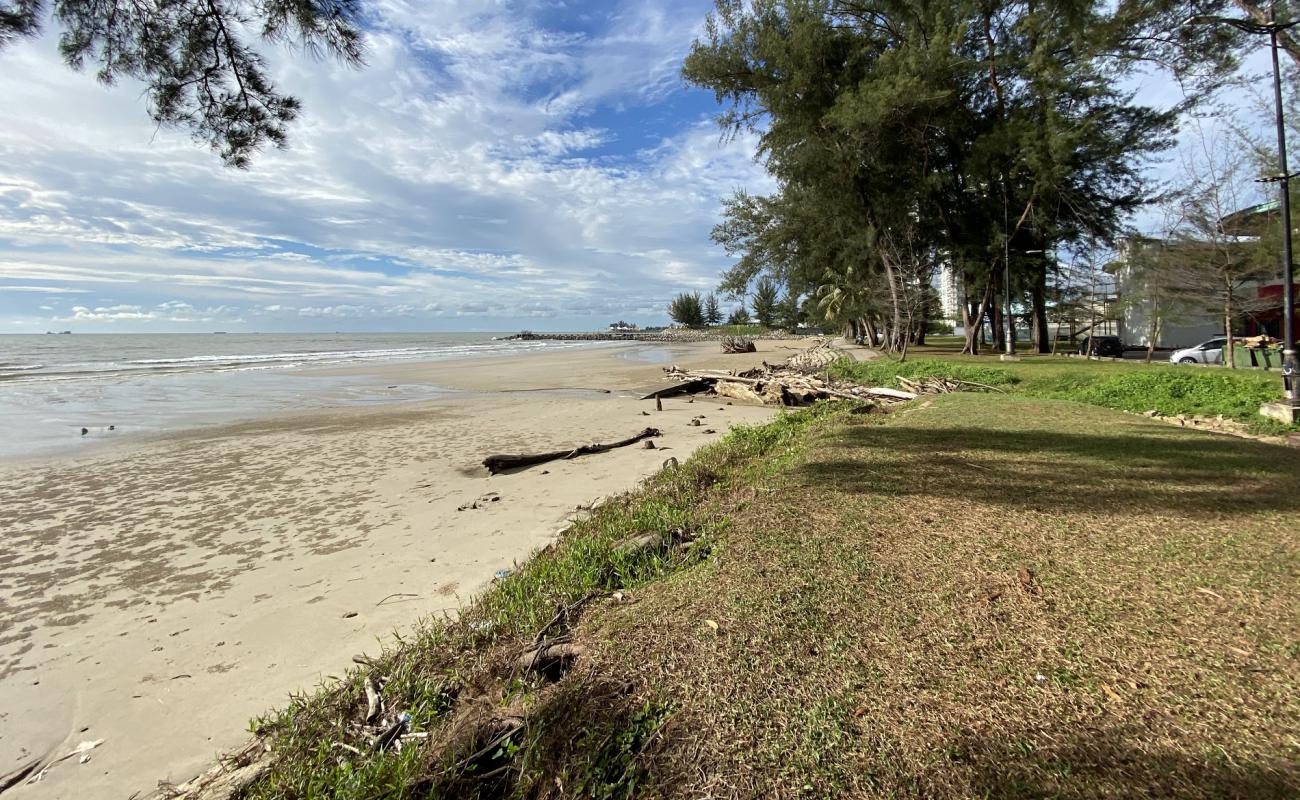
[232,397,1300,799]
[831,340,1293,434]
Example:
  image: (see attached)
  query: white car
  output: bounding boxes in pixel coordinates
[1169,337,1227,365]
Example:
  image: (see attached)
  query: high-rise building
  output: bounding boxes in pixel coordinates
[937,262,963,322]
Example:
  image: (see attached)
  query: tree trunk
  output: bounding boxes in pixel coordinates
[1146,317,1160,364]
[1031,260,1049,353]
[863,318,877,347]
[881,254,903,354]
[962,284,992,355]
[1224,295,1235,368]
[991,305,1005,352]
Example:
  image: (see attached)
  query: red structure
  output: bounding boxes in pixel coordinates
[1247,281,1300,340]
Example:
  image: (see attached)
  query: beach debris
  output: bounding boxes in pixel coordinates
[342,611,358,619]
[20,740,105,786]
[376,593,419,606]
[80,427,88,436]
[641,410,651,416]
[364,676,383,724]
[662,457,679,470]
[148,737,270,799]
[373,712,412,753]
[721,336,756,354]
[897,375,1004,395]
[643,440,656,449]
[482,427,661,474]
[458,492,501,510]
[494,569,514,580]
[689,418,701,426]
[108,424,115,430]
[515,642,585,677]
[704,429,717,434]
[657,362,917,408]
[1,759,41,794]
[642,377,714,401]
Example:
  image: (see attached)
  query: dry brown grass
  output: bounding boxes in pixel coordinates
[559,395,1300,798]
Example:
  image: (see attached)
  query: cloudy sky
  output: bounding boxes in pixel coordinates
[0,2,1274,333]
[0,0,780,333]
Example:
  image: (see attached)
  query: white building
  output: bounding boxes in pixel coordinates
[1110,235,1270,349]
[937,261,964,322]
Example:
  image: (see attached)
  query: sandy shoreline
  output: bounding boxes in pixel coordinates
[0,340,804,798]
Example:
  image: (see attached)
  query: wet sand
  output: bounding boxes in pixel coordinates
[0,339,805,798]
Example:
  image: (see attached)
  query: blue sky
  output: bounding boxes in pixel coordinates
[0,0,775,332]
[0,1,1277,333]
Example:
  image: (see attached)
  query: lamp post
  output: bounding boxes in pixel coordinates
[1187,9,1300,420]
[1001,177,1018,360]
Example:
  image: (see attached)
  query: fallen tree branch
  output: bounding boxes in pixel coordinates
[483,427,662,474]
[640,378,714,400]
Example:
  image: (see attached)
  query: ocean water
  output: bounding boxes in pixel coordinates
[0,332,598,460]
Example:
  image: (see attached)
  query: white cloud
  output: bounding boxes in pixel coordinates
[0,1,773,331]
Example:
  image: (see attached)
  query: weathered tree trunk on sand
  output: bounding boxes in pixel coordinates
[483,428,661,474]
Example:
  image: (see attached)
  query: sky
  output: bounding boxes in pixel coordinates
[0,0,777,333]
[0,1,1278,334]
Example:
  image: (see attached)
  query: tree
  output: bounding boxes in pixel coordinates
[0,1,365,167]
[704,293,723,326]
[776,292,802,331]
[668,292,705,327]
[684,0,1237,356]
[751,276,779,327]
[1115,236,1195,362]
[1159,127,1274,367]
[727,301,749,326]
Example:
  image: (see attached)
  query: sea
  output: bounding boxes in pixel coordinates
[0,332,601,460]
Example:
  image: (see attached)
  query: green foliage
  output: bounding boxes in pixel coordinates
[2,1,365,167]
[751,276,780,326]
[1040,370,1278,420]
[727,300,749,326]
[564,701,673,800]
[831,353,1289,430]
[704,292,723,326]
[776,292,802,330]
[829,357,1020,389]
[684,0,1238,351]
[668,291,705,327]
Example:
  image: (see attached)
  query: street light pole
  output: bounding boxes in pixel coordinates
[1186,10,1300,419]
[1002,178,1017,359]
[1269,26,1300,407]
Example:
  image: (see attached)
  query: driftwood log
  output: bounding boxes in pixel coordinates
[483,427,662,475]
[721,335,757,353]
[640,377,714,400]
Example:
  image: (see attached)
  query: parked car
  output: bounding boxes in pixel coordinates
[1077,335,1125,358]
[1169,337,1227,365]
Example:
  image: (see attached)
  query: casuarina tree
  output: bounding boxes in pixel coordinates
[684,0,1239,355]
[668,292,706,327]
[704,293,723,326]
[0,0,366,167]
